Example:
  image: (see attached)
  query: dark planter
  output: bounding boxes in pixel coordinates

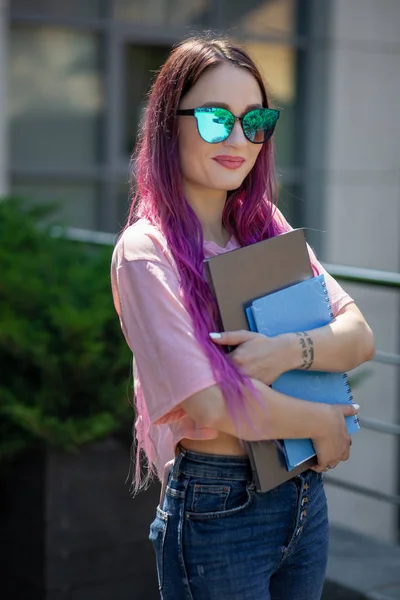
[0,437,161,600]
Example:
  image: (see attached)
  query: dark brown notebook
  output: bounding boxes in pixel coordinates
[204,228,317,492]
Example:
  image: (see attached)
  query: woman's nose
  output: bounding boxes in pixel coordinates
[225,120,248,147]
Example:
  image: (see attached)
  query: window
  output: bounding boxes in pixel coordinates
[124,44,170,157]
[11,0,105,19]
[225,0,296,36]
[9,28,103,169]
[115,0,211,26]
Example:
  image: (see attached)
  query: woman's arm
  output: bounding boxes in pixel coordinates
[284,302,375,373]
[210,302,374,385]
[181,379,358,471]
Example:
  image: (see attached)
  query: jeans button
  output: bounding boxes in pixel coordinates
[296,525,303,536]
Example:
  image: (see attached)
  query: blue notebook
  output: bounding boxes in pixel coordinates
[245,274,359,471]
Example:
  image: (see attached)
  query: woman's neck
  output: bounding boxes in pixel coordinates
[183,182,229,246]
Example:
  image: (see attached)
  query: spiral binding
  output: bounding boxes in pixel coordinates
[322,278,358,424]
[321,280,334,319]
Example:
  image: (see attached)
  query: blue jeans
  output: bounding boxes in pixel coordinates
[149,446,329,600]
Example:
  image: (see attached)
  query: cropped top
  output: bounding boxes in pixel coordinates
[111,208,353,479]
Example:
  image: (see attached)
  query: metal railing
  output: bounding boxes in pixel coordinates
[321,263,400,507]
[58,226,400,507]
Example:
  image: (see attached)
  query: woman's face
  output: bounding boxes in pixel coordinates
[178,63,264,197]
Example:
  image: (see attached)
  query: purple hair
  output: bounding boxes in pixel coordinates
[125,36,313,489]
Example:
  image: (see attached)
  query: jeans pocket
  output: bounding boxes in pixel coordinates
[149,507,169,590]
[191,484,230,513]
[185,479,253,521]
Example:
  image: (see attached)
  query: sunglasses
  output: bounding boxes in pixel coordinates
[177,106,280,144]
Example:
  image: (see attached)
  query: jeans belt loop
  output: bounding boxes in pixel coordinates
[171,445,185,480]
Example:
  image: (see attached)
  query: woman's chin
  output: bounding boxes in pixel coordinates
[210,174,246,192]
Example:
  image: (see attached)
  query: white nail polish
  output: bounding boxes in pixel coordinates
[209,332,222,340]
[352,404,360,411]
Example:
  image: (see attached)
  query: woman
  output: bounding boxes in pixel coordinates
[111,36,374,600]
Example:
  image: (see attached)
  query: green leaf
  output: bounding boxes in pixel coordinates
[0,197,133,462]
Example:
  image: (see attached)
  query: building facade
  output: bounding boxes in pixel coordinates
[1,0,399,542]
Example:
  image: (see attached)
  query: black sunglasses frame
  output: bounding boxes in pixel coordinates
[177,107,280,144]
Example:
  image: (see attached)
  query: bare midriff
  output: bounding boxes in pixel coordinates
[180,432,248,457]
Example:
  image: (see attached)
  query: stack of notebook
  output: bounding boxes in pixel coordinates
[204,228,358,492]
[246,274,358,471]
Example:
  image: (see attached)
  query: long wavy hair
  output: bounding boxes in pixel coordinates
[126,35,306,489]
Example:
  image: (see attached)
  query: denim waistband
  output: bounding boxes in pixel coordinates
[172,445,320,488]
[173,445,254,482]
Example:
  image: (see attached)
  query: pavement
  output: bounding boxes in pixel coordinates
[324,525,400,599]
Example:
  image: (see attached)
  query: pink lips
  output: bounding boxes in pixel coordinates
[213,155,245,170]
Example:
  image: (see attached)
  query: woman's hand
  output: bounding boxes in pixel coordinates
[311,403,358,472]
[209,330,293,386]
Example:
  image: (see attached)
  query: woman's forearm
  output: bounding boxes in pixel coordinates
[214,378,332,441]
[183,379,332,442]
[283,305,375,373]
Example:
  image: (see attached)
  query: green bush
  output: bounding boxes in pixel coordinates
[0,197,132,463]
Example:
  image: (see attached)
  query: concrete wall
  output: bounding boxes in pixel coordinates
[0,0,8,197]
[322,0,400,542]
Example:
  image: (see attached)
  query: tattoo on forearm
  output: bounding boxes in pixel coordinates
[295,331,314,369]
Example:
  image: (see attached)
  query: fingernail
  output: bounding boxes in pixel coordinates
[209,332,222,340]
[352,403,360,411]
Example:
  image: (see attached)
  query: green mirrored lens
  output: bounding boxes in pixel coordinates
[194,108,235,143]
[243,109,279,143]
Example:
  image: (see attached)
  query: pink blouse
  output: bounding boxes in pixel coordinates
[111,209,353,479]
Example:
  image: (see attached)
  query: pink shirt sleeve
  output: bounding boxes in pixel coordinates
[111,225,217,426]
[273,206,354,316]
